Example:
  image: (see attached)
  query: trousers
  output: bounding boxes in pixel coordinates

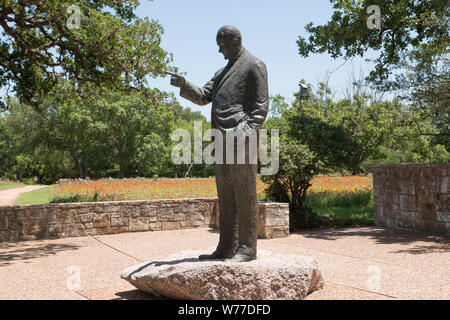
[213,130,259,257]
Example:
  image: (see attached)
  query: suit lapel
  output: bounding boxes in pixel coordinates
[214,49,247,94]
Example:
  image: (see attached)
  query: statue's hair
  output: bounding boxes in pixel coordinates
[217,25,242,44]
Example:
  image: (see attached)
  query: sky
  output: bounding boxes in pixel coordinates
[136,0,379,121]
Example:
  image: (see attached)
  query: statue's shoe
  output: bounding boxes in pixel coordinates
[226,251,256,263]
[198,249,234,260]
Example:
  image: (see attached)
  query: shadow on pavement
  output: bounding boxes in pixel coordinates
[113,289,168,300]
[0,242,81,267]
[294,226,450,255]
[205,227,219,234]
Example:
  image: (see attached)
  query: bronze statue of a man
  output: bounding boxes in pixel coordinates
[170,25,268,262]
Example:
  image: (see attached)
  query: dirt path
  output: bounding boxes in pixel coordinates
[0,185,46,206]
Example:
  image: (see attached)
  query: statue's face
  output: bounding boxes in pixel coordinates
[216,35,239,60]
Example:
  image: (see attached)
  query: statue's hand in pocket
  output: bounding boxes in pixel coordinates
[243,123,253,136]
[234,121,247,136]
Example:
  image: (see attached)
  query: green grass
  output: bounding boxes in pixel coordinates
[14,186,54,205]
[0,181,25,191]
[295,191,374,229]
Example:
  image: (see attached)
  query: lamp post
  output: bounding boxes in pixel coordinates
[298,82,308,115]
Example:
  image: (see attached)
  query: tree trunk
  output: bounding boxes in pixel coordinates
[351,164,362,175]
[78,161,85,179]
[73,149,85,179]
[119,164,125,179]
[184,163,193,177]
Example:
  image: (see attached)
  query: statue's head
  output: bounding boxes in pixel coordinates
[216,25,242,60]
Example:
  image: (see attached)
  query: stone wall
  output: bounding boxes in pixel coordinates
[0,198,289,242]
[372,164,449,235]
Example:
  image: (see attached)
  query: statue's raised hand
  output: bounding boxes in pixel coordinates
[169,73,186,88]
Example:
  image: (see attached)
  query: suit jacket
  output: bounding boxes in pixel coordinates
[180,48,269,134]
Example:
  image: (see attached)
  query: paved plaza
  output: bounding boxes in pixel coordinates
[0,226,448,300]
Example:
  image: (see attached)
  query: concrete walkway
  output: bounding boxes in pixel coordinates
[0,185,46,206]
[0,226,448,300]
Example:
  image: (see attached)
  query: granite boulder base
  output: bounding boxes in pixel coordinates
[120,249,324,300]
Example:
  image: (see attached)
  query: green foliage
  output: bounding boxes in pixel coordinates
[85,88,176,178]
[263,87,447,228]
[0,82,210,183]
[303,191,374,228]
[262,107,322,210]
[297,0,449,137]
[291,82,449,173]
[0,116,15,178]
[395,44,449,141]
[169,111,214,178]
[0,0,194,182]
[50,194,92,204]
[306,190,372,208]
[1,84,213,182]
[289,205,324,229]
[297,0,448,85]
[268,94,290,118]
[293,89,407,174]
[0,0,175,109]
[289,191,374,230]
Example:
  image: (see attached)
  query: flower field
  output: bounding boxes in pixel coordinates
[51,175,372,203]
[307,175,372,195]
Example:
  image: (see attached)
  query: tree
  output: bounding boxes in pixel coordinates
[0,115,14,177]
[84,89,173,178]
[1,82,182,182]
[395,44,449,141]
[297,0,449,137]
[295,93,405,174]
[1,99,76,182]
[262,136,322,209]
[262,106,322,208]
[268,94,290,118]
[0,0,175,109]
[361,112,450,170]
[263,88,449,227]
[262,104,326,229]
